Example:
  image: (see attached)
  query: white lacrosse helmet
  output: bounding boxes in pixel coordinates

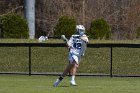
[76,25,85,35]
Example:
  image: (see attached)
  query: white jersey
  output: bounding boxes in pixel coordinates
[68,34,88,56]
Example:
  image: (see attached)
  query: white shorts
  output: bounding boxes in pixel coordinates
[69,53,81,64]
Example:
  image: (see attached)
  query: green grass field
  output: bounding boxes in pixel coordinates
[0,75,140,93]
[0,39,140,93]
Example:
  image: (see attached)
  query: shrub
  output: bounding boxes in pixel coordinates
[1,13,29,38]
[136,27,140,38]
[54,16,76,37]
[87,18,111,39]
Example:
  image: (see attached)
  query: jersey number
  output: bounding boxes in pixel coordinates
[73,42,82,49]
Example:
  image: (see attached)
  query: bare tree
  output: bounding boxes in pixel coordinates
[1,0,140,39]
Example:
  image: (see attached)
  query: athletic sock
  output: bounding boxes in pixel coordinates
[71,76,75,81]
[59,76,64,81]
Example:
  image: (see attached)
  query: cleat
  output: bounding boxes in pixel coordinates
[70,80,77,86]
[53,79,61,87]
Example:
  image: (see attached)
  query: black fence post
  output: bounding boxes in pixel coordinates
[110,47,113,77]
[69,61,71,77]
[29,46,31,76]
[0,20,3,38]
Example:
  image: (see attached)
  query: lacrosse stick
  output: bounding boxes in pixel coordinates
[61,35,68,43]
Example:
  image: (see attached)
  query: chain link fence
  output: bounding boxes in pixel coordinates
[0,43,140,77]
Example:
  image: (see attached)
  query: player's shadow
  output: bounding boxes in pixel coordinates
[58,86,69,87]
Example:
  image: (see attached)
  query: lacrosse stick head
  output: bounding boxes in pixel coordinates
[38,36,45,42]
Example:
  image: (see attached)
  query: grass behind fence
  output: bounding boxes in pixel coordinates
[0,39,140,76]
[1,39,140,43]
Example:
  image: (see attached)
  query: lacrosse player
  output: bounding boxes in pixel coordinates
[53,25,89,87]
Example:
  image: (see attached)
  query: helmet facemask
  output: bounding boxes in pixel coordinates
[77,29,85,35]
